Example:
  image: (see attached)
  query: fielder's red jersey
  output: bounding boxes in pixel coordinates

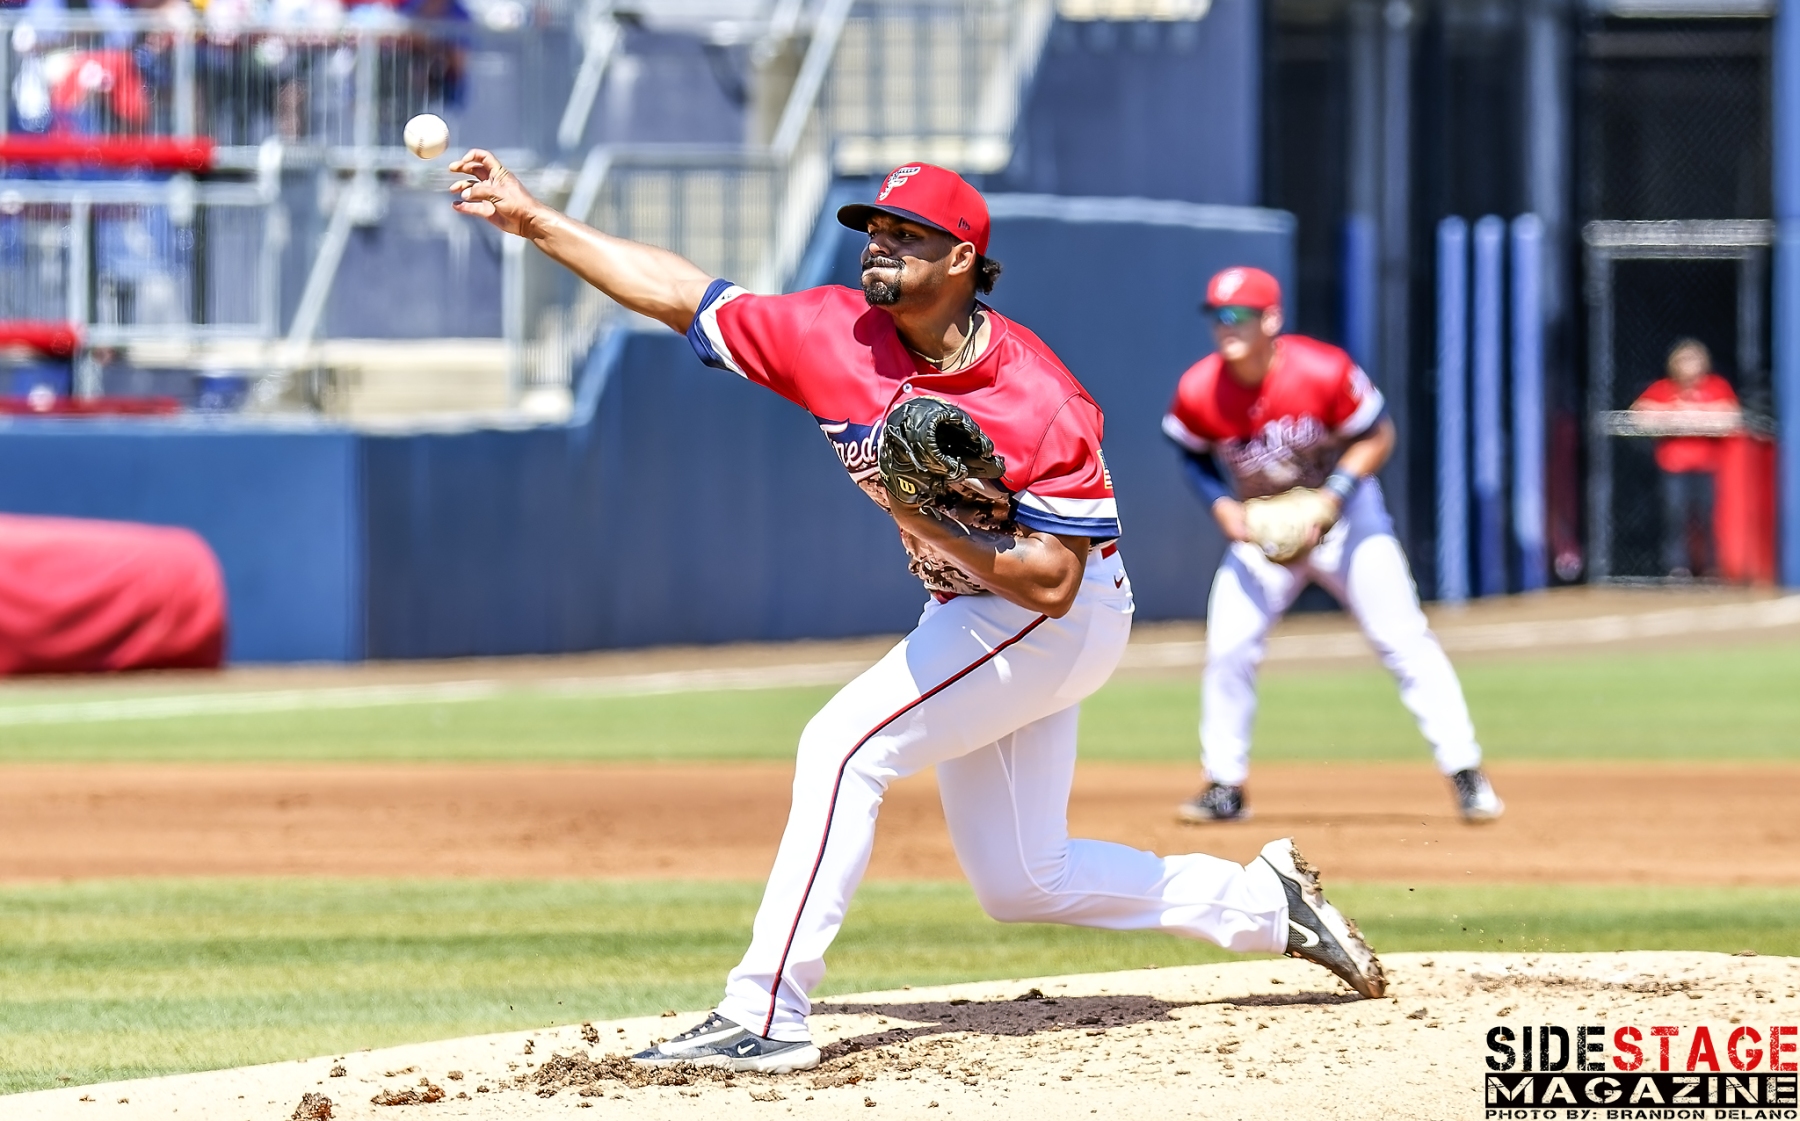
[1161,335,1385,500]
[689,280,1121,597]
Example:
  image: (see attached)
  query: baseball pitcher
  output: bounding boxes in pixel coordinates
[452,157,1387,1074]
[1164,266,1504,825]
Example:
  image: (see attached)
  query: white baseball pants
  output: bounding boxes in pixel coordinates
[716,547,1290,1043]
[1200,480,1483,787]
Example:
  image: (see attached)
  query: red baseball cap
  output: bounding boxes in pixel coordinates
[837,164,991,255]
[1204,266,1282,311]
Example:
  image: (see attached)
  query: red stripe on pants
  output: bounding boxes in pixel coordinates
[759,612,1050,1037]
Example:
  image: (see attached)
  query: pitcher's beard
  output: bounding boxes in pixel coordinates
[861,257,903,306]
[863,276,902,306]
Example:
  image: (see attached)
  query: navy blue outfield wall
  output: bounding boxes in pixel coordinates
[0,196,1292,662]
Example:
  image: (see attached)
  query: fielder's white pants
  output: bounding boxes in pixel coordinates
[1201,480,1483,787]
[716,548,1290,1042]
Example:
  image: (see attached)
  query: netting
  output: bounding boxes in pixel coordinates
[1577,16,1771,222]
[1596,256,1758,579]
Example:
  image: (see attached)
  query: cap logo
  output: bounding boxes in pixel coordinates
[1215,269,1246,301]
[878,166,923,201]
[957,217,970,231]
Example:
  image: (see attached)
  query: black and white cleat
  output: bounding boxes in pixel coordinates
[1258,837,1387,999]
[630,1013,821,1074]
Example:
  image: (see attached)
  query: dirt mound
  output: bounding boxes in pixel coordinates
[12,952,1793,1120]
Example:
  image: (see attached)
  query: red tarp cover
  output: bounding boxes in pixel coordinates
[0,514,226,674]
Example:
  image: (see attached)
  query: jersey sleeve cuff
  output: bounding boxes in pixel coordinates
[1334,384,1387,438]
[1162,412,1212,452]
[687,279,748,375]
[1014,492,1123,538]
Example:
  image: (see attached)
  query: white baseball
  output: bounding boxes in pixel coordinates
[403,113,449,160]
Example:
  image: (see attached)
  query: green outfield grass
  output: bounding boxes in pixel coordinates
[2,877,1797,1095]
[0,640,1795,764]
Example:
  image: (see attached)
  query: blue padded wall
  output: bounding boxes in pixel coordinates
[997,7,1262,207]
[360,332,923,658]
[576,333,923,648]
[0,421,362,662]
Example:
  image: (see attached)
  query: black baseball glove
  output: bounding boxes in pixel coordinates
[877,396,1007,508]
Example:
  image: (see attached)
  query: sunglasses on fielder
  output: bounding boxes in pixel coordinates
[1211,306,1263,327]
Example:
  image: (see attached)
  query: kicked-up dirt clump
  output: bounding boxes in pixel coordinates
[371,1081,445,1106]
[524,1051,741,1097]
[290,1092,333,1120]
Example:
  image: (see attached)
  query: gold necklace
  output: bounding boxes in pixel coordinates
[908,309,983,373]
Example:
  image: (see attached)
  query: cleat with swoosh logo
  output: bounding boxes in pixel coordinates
[631,1013,821,1074]
[1259,838,1386,999]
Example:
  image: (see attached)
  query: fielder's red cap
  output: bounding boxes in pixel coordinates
[1204,266,1282,311]
[837,164,991,255]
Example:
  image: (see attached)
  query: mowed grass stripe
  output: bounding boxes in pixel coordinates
[4,878,1799,1094]
[0,641,1794,763]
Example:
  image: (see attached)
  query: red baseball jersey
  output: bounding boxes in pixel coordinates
[1632,373,1739,473]
[689,280,1121,597]
[1161,335,1385,500]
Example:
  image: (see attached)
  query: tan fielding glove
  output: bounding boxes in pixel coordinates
[1242,487,1340,564]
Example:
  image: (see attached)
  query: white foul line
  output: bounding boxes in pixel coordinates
[0,597,1794,728]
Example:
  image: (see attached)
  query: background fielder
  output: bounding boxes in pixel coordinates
[451,157,1387,1073]
[1163,266,1505,825]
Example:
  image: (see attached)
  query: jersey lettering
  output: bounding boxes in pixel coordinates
[1163,335,1385,499]
[817,418,882,477]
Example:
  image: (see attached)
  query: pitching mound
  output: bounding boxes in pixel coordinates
[9,952,1796,1120]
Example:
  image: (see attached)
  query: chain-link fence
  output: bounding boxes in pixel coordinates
[1576,12,1777,586]
[1583,221,1774,582]
[1577,15,1771,223]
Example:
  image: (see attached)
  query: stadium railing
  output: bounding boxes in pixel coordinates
[518,0,1070,402]
[1,0,1208,417]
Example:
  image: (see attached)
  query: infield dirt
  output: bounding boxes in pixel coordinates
[2,760,1796,883]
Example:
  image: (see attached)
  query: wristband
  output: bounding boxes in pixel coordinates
[1321,470,1359,505]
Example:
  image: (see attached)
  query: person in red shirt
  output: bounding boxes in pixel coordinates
[449,156,1387,1071]
[1630,339,1742,577]
[1163,267,1502,825]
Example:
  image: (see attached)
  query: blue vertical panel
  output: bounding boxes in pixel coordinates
[1471,215,1508,597]
[1777,0,1800,586]
[1343,214,1379,371]
[1436,217,1469,604]
[1510,214,1548,592]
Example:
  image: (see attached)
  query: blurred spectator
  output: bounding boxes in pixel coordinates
[1631,338,1742,578]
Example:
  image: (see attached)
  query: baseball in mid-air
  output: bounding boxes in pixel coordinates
[403,113,449,160]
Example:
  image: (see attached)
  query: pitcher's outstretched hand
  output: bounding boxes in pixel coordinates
[449,149,541,238]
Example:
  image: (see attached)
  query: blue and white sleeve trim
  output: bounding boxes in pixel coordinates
[1161,412,1211,453]
[686,279,749,376]
[1334,367,1386,437]
[1013,491,1123,538]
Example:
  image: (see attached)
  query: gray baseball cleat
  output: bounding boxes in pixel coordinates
[631,1012,821,1074]
[1258,837,1387,999]
[1177,782,1250,823]
[1451,768,1504,822]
